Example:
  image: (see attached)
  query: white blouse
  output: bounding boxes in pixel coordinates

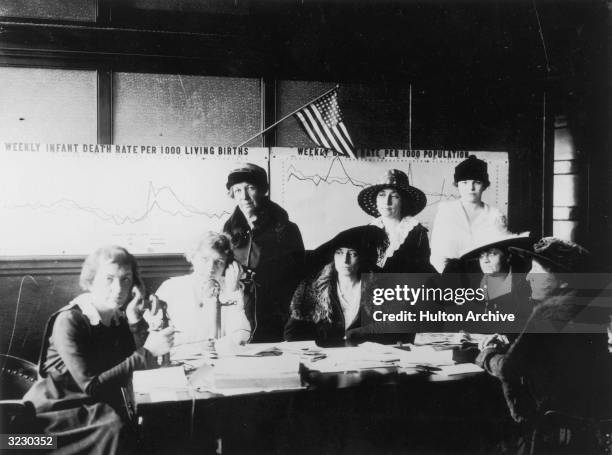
[430,200,507,273]
[336,282,361,329]
[148,274,251,358]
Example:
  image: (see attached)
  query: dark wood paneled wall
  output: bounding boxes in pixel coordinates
[0,257,190,362]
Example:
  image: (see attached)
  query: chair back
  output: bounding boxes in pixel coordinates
[0,354,38,399]
[530,410,612,455]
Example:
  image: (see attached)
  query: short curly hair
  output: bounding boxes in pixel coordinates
[185,231,233,265]
[79,245,141,291]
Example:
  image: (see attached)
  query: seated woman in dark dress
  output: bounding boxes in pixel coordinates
[357,169,435,274]
[284,226,386,346]
[459,231,532,334]
[24,245,175,454]
[476,238,612,452]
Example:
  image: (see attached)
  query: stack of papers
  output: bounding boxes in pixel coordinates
[133,366,190,402]
[433,363,484,376]
[305,344,402,373]
[396,345,455,368]
[414,332,489,347]
[206,352,302,391]
[302,342,471,373]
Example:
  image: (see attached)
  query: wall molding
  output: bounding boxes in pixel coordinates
[0,255,191,277]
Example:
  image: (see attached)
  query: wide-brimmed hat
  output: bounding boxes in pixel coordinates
[314,225,387,269]
[357,169,427,217]
[454,155,490,186]
[509,237,591,273]
[460,231,532,261]
[226,163,269,192]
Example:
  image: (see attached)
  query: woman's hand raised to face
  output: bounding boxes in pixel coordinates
[126,287,165,324]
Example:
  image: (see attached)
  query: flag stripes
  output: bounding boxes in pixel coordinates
[294,88,356,158]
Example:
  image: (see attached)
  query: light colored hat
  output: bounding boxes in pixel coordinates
[460,231,531,260]
[357,169,427,217]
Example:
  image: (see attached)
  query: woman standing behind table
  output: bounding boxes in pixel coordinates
[24,246,174,454]
[431,155,508,273]
[150,231,251,359]
[284,226,386,346]
[357,169,435,274]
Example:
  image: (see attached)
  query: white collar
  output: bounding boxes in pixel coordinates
[71,293,120,326]
[371,216,420,266]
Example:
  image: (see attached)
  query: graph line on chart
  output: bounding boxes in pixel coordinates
[424,179,459,206]
[286,156,370,188]
[5,182,230,225]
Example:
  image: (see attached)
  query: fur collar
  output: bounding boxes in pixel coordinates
[292,263,376,324]
[307,263,336,323]
[225,200,291,247]
[532,290,587,323]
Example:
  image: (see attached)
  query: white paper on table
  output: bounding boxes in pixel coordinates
[307,358,397,373]
[276,340,319,354]
[396,345,455,367]
[149,389,182,402]
[414,332,490,346]
[305,345,404,372]
[226,342,283,357]
[213,352,300,377]
[218,341,321,358]
[433,363,484,376]
[133,366,189,394]
[413,332,462,346]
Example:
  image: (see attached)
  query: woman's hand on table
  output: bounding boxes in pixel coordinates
[478,333,509,352]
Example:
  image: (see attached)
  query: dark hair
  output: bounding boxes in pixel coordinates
[326,226,386,273]
[79,245,141,291]
[453,156,490,188]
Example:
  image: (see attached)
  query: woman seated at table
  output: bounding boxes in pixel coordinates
[24,245,174,454]
[357,169,435,273]
[284,225,386,346]
[476,238,612,451]
[459,231,531,327]
[150,231,251,358]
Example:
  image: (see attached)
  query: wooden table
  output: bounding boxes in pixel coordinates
[135,350,513,454]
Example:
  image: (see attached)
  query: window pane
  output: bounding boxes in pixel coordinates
[0,0,96,22]
[0,67,97,143]
[276,80,336,148]
[113,73,261,145]
[276,80,413,149]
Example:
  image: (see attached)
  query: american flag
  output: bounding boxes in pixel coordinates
[295,88,356,158]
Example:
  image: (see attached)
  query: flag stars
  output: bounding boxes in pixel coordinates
[295,88,355,158]
[315,93,343,127]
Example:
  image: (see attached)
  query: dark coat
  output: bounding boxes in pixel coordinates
[378,223,436,274]
[22,300,155,455]
[284,263,372,346]
[25,302,151,414]
[223,199,304,342]
[477,291,612,424]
